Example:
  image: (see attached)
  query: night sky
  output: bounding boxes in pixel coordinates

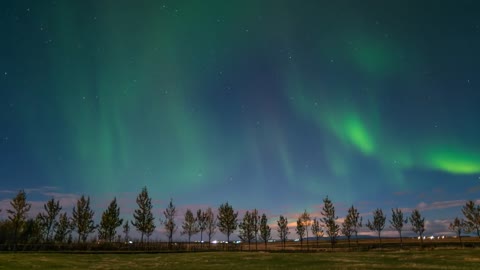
[1,0,480,237]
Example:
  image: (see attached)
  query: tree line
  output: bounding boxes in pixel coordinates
[0,187,479,251]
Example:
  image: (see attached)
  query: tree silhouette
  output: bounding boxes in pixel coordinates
[259,213,271,251]
[98,197,123,242]
[341,216,353,248]
[37,197,61,242]
[390,208,408,247]
[122,220,130,242]
[366,208,386,247]
[449,217,466,247]
[54,212,71,243]
[296,217,305,249]
[277,215,289,249]
[217,202,238,248]
[321,196,339,249]
[252,209,260,251]
[162,198,177,248]
[71,195,96,243]
[239,210,255,250]
[181,209,199,246]
[7,189,31,248]
[131,187,155,243]
[205,207,216,247]
[409,209,425,246]
[346,205,362,246]
[301,210,311,249]
[462,200,480,238]
[196,209,208,245]
[311,218,323,247]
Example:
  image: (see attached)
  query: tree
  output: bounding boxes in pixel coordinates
[321,196,339,249]
[311,218,323,247]
[259,213,271,250]
[296,217,305,249]
[98,197,123,242]
[346,205,362,245]
[122,220,130,242]
[462,200,480,238]
[71,195,96,243]
[239,211,255,250]
[22,218,42,244]
[205,207,216,247]
[217,202,238,247]
[449,217,466,247]
[162,198,177,248]
[390,208,408,247]
[37,198,62,242]
[181,209,199,245]
[301,210,311,249]
[131,186,155,243]
[196,209,208,245]
[277,215,289,249]
[341,216,354,248]
[7,189,31,247]
[409,209,425,246]
[252,209,260,251]
[54,212,71,243]
[366,208,386,246]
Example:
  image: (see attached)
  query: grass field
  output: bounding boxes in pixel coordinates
[0,249,479,269]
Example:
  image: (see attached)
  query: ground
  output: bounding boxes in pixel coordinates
[0,249,479,269]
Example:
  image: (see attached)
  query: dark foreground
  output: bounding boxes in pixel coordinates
[0,249,479,269]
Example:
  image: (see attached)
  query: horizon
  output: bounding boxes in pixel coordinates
[1,1,480,241]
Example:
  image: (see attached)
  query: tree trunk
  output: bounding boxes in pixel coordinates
[399,231,403,248]
[306,230,309,250]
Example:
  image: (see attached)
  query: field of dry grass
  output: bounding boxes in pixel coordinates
[0,246,479,269]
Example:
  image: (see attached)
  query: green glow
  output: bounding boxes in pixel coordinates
[343,115,375,154]
[425,148,480,174]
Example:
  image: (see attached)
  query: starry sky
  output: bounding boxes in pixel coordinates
[1,0,480,236]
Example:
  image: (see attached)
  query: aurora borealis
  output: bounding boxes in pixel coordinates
[1,0,480,236]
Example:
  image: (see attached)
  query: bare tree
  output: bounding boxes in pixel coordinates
[409,209,425,246]
[390,208,408,247]
[462,200,480,238]
[205,207,216,247]
[7,189,31,247]
[277,215,289,249]
[321,196,339,249]
[259,213,271,251]
[182,209,199,246]
[71,195,96,243]
[449,217,466,247]
[366,208,386,246]
[311,218,323,247]
[37,197,62,242]
[239,211,255,250]
[296,217,305,249]
[162,198,177,248]
[217,202,238,247]
[131,186,155,243]
[98,197,123,242]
